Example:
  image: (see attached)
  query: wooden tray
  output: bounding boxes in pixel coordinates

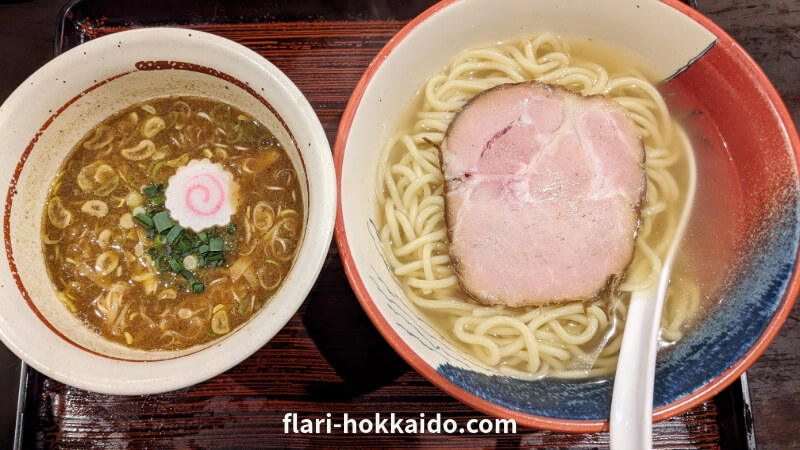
[16,0,754,447]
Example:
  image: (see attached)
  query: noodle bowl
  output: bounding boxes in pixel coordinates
[376,32,699,380]
[337,0,800,430]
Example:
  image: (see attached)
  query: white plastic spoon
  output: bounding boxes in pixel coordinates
[609,144,697,450]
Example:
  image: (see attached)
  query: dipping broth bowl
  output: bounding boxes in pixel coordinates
[0,28,336,395]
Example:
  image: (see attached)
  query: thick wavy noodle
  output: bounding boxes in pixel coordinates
[376,33,700,380]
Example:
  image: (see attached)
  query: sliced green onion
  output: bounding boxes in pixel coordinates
[153,211,173,233]
[142,185,158,197]
[151,196,165,206]
[183,254,199,270]
[169,257,183,272]
[134,213,154,228]
[209,238,224,252]
[237,297,251,314]
[142,183,164,198]
[191,282,205,294]
[156,254,170,271]
[153,234,166,247]
[129,197,237,294]
[225,124,244,144]
[166,224,184,244]
[265,259,280,267]
[151,161,166,178]
[176,235,193,251]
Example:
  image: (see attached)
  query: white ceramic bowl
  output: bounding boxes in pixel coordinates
[0,28,336,394]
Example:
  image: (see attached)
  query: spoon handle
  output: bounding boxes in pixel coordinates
[609,127,696,449]
[609,282,667,450]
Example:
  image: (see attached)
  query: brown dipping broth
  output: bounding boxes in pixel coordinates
[42,97,303,351]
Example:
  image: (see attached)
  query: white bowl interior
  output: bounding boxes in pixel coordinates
[0,28,335,394]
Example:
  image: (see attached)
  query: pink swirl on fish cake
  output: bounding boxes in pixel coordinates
[165,158,237,232]
[184,174,225,216]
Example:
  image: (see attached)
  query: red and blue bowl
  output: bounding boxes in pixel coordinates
[334,0,800,431]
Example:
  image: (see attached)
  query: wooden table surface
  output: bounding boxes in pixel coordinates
[0,0,798,448]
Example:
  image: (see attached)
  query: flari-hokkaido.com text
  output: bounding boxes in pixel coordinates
[282,412,517,435]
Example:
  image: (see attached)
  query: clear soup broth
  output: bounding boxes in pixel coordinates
[375,32,739,380]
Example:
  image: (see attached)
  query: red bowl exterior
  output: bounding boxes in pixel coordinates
[333,0,800,432]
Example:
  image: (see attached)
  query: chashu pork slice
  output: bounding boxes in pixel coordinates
[440,81,646,307]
